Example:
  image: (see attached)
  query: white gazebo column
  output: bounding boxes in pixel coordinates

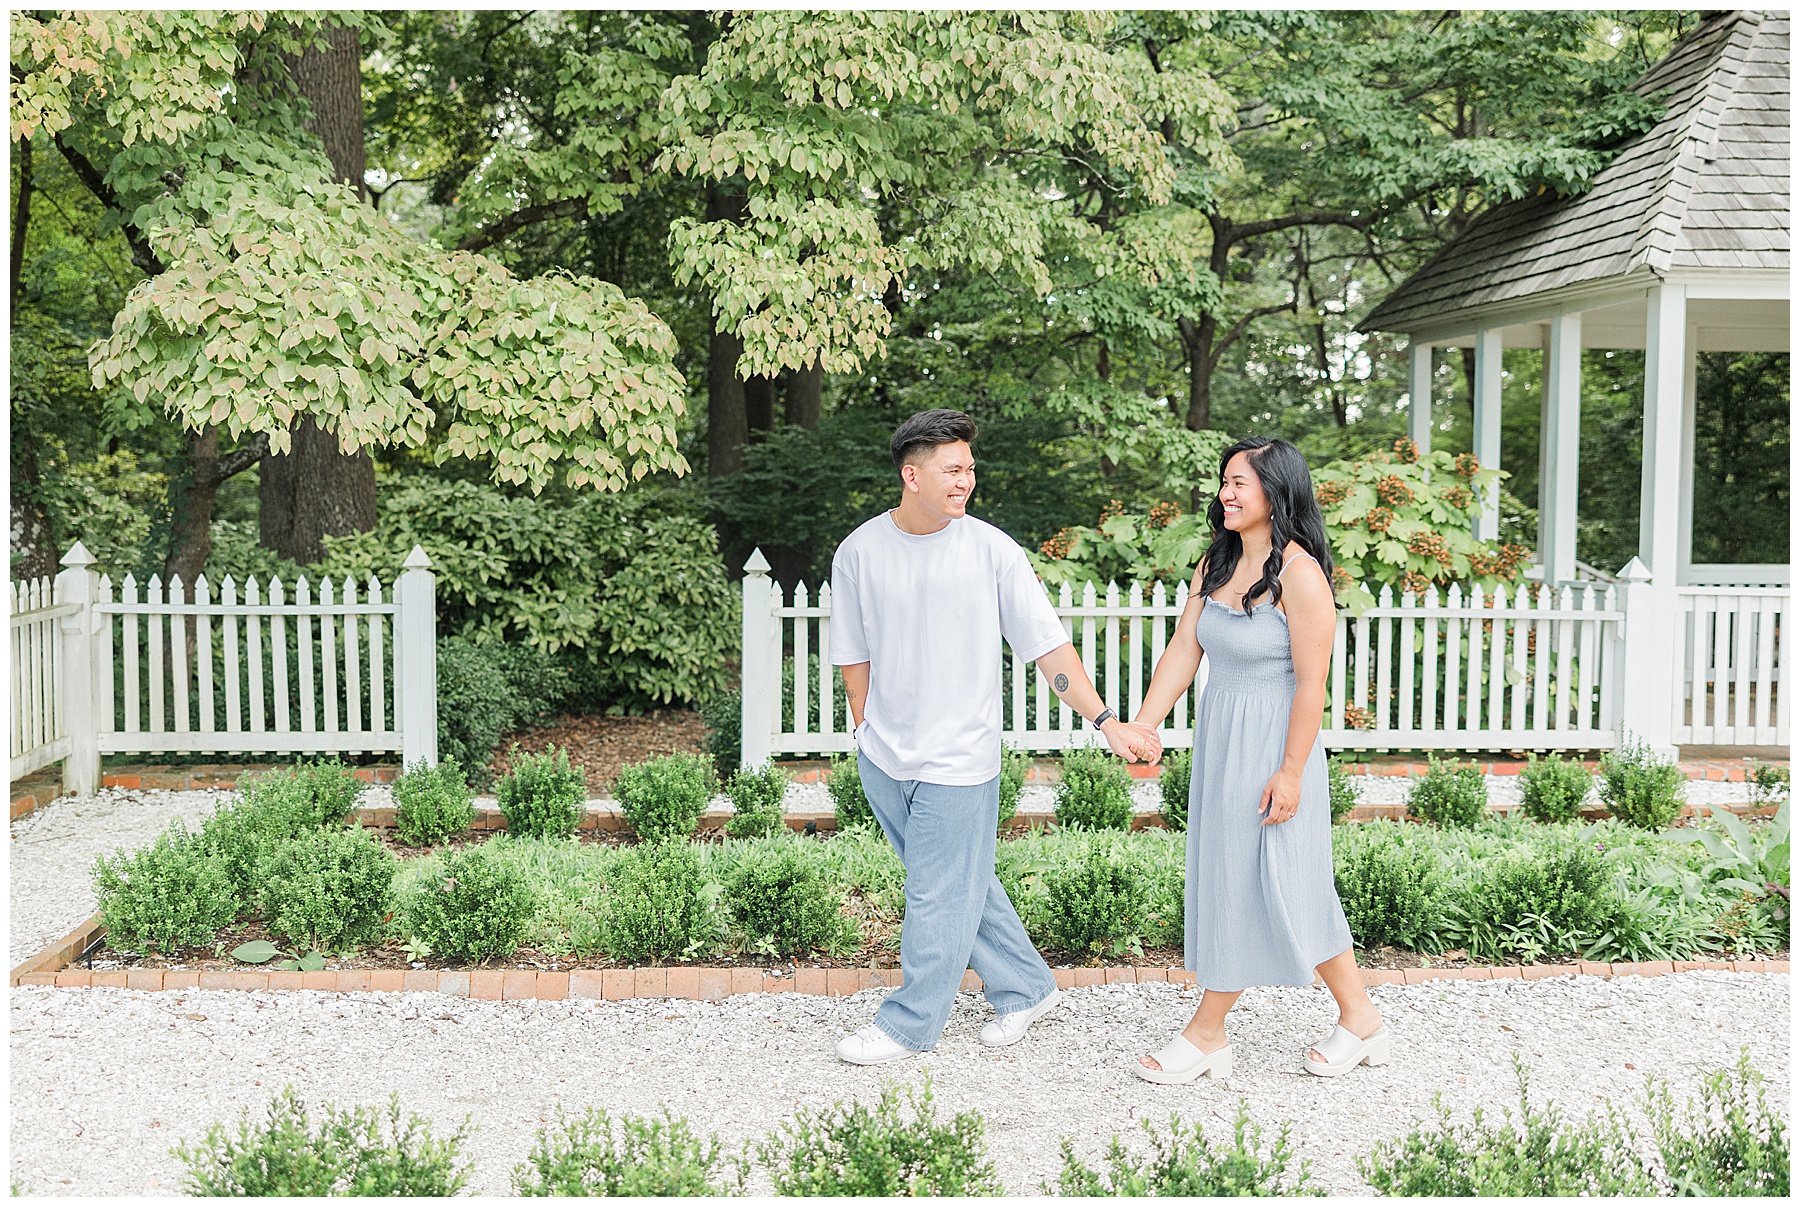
[1407,339,1433,454]
[1675,317,1699,583]
[1538,312,1582,584]
[1618,283,1686,756]
[1472,328,1504,541]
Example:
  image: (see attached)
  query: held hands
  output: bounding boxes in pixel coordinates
[1102,719,1163,765]
[1258,766,1302,825]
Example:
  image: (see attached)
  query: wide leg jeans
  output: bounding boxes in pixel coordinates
[859,753,1057,1051]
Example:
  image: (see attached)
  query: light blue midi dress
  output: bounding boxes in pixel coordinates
[1184,572,1353,991]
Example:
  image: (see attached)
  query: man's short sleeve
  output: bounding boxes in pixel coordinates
[829,550,869,665]
[996,544,1068,663]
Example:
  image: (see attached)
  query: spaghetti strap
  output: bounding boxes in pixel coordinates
[1278,550,1317,578]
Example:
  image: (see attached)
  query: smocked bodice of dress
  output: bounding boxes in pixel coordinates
[1193,593,1295,697]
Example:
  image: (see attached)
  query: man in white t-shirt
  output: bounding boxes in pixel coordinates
[830,408,1160,1064]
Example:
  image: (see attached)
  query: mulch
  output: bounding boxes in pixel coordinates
[483,710,710,794]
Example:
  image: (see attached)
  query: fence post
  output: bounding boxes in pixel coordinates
[55,542,101,797]
[1614,556,1674,756]
[397,545,438,769]
[740,548,775,769]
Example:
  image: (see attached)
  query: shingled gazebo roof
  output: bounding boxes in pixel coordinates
[1361,11,1788,334]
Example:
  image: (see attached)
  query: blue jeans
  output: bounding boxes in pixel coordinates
[859,753,1057,1050]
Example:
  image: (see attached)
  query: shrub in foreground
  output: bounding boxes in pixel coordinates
[1041,845,1150,956]
[1518,753,1592,823]
[513,1107,729,1196]
[1327,755,1357,824]
[258,826,395,953]
[1334,839,1440,950]
[1053,1103,1319,1196]
[617,752,719,842]
[392,756,476,847]
[1159,748,1192,830]
[598,840,716,962]
[1647,1050,1789,1196]
[1406,756,1486,828]
[828,752,875,830]
[724,761,789,839]
[724,841,857,956]
[1357,1058,1652,1196]
[756,1076,1002,1196]
[92,822,237,955]
[496,744,587,839]
[1054,743,1134,831]
[174,1086,472,1196]
[399,844,536,963]
[1598,735,1685,830]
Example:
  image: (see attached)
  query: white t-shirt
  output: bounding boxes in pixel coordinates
[830,511,1070,785]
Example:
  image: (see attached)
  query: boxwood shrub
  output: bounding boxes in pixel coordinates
[723,840,857,956]
[1598,736,1685,830]
[723,761,788,839]
[1054,744,1134,831]
[496,744,587,839]
[513,1108,728,1197]
[92,822,237,955]
[1407,756,1487,828]
[827,752,874,831]
[1159,749,1192,830]
[616,753,717,843]
[598,841,715,962]
[1041,844,1150,955]
[258,827,395,953]
[399,844,536,963]
[392,757,476,847]
[1519,753,1593,824]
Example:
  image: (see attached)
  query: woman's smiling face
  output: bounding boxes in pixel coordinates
[1218,451,1270,532]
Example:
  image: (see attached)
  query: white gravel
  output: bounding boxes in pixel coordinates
[8,972,1787,1196]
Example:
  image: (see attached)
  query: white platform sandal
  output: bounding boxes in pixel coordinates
[1132,1034,1233,1085]
[1304,1023,1390,1077]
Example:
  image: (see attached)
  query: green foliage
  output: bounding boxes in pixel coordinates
[1646,1051,1790,1197]
[198,768,360,914]
[1053,1103,1318,1196]
[756,1076,1003,1197]
[828,753,875,831]
[319,480,736,712]
[998,744,1029,829]
[258,827,395,954]
[1598,735,1685,830]
[1519,753,1592,824]
[250,759,367,828]
[1663,799,1789,928]
[724,761,789,839]
[723,839,858,957]
[615,752,718,843]
[513,1108,730,1197]
[1327,755,1357,824]
[1748,760,1791,808]
[1054,744,1135,831]
[1158,748,1192,830]
[431,636,578,785]
[496,745,588,840]
[597,840,717,962]
[1358,1058,1652,1196]
[174,1086,471,1197]
[1312,440,1528,613]
[1406,756,1487,828]
[92,822,236,955]
[1458,846,1616,964]
[1042,845,1152,956]
[398,844,536,964]
[701,688,743,779]
[1334,840,1441,950]
[392,757,476,847]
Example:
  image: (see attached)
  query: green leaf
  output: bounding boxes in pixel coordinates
[298,951,327,972]
[230,939,281,964]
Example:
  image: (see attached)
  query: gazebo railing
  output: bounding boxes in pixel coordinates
[1674,587,1787,746]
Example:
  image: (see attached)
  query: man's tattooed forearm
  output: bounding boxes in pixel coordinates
[1053,673,1069,693]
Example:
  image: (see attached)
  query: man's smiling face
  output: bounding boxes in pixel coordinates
[904,439,976,521]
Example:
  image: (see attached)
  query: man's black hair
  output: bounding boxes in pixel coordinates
[890,408,977,476]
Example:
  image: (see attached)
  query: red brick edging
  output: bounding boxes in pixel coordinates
[11,915,1787,996]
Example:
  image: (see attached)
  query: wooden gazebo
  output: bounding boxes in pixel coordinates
[1360,11,1788,753]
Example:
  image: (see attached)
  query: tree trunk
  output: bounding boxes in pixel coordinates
[705,184,749,478]
[164,427,223,589]
[9,420,56,581]
[1460,346,1477,420]
[743,373,774,435]
[1179,313,1218,432]
[261,20,377,562]
[785,358,823,430]
[12,135,31,306]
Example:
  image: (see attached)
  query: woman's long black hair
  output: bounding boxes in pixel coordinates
[1197,436,1336,611]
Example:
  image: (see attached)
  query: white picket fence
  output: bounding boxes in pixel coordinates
[738,548,1787,764]
[1675,587,1788,745]
[7,542,438,795]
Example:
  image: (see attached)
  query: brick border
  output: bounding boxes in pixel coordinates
[12,915,1786,995]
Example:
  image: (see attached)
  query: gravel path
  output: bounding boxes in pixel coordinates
[9,972,1787,1196]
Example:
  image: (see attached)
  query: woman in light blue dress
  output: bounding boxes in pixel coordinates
[1125,437,1387,1083]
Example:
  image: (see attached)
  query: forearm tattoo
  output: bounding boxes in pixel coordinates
[1053,672,1069,693]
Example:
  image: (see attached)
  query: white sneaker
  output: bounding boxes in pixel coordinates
[836,1023,917,1065]
[978,988,1063,1048]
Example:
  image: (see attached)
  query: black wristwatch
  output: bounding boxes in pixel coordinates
[1091,708,1117,730]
